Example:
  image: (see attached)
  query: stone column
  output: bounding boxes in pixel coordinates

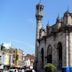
[63,30,70,72]
[69,33,72,71]
[66,31,69,66]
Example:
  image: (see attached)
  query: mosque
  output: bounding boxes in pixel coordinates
[35,1,72,72]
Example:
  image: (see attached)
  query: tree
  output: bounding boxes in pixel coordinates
[44,63,56,72]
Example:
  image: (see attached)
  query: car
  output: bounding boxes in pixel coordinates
[9,69,18,72]
[25,69,35,72]
[25,69,32,72]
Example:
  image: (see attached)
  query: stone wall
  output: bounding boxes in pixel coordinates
[37,32,67,71]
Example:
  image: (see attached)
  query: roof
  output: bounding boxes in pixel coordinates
[25,54,35,60]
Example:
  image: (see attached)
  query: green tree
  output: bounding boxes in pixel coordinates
[44,63,56,72]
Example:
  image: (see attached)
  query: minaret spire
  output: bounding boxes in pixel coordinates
[35,1,44,39]
[35,1,44,68]
[67,4,70,11]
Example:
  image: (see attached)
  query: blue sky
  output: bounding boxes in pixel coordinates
[0,0,72,54]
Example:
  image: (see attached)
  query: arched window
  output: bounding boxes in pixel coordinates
[57,42,62,69]
[47,45,52,63]
[41,48,44,68]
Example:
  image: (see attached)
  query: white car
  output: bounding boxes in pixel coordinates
[9,69,18,72]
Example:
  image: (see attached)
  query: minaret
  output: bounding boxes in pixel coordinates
[35,0,44,65]
[36,1,44,40]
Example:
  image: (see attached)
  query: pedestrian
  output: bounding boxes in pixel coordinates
[32,69,35,72]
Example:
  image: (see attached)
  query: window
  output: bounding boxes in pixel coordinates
[57,42,62,69]
[41,48,44,68]
[16,55,18,60]
[47,45,52,63]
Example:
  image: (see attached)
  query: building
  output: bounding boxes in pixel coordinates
[35,1,72,72]
[0,43,24,71]
[9,48,17,68]
[16,49,23,68]
[0,44,10,71]
[22,52,25,67]
[0,45,4,72]
[24,54,35,69]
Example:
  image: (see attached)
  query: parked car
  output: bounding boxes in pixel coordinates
[25,69,32,72]
[9,69,18,72]
[25,69,35,72]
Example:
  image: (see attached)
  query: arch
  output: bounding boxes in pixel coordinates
[41,48,44,68]
[47,45,52,63]
[57,42,62,69]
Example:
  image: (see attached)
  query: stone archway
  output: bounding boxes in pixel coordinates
[57,42,62,69]
[47,45,52,63]
[41,48,44,68]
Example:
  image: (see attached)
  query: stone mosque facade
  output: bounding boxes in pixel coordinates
[35,2,72,72]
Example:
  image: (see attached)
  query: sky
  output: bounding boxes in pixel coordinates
[0,0,72,54]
